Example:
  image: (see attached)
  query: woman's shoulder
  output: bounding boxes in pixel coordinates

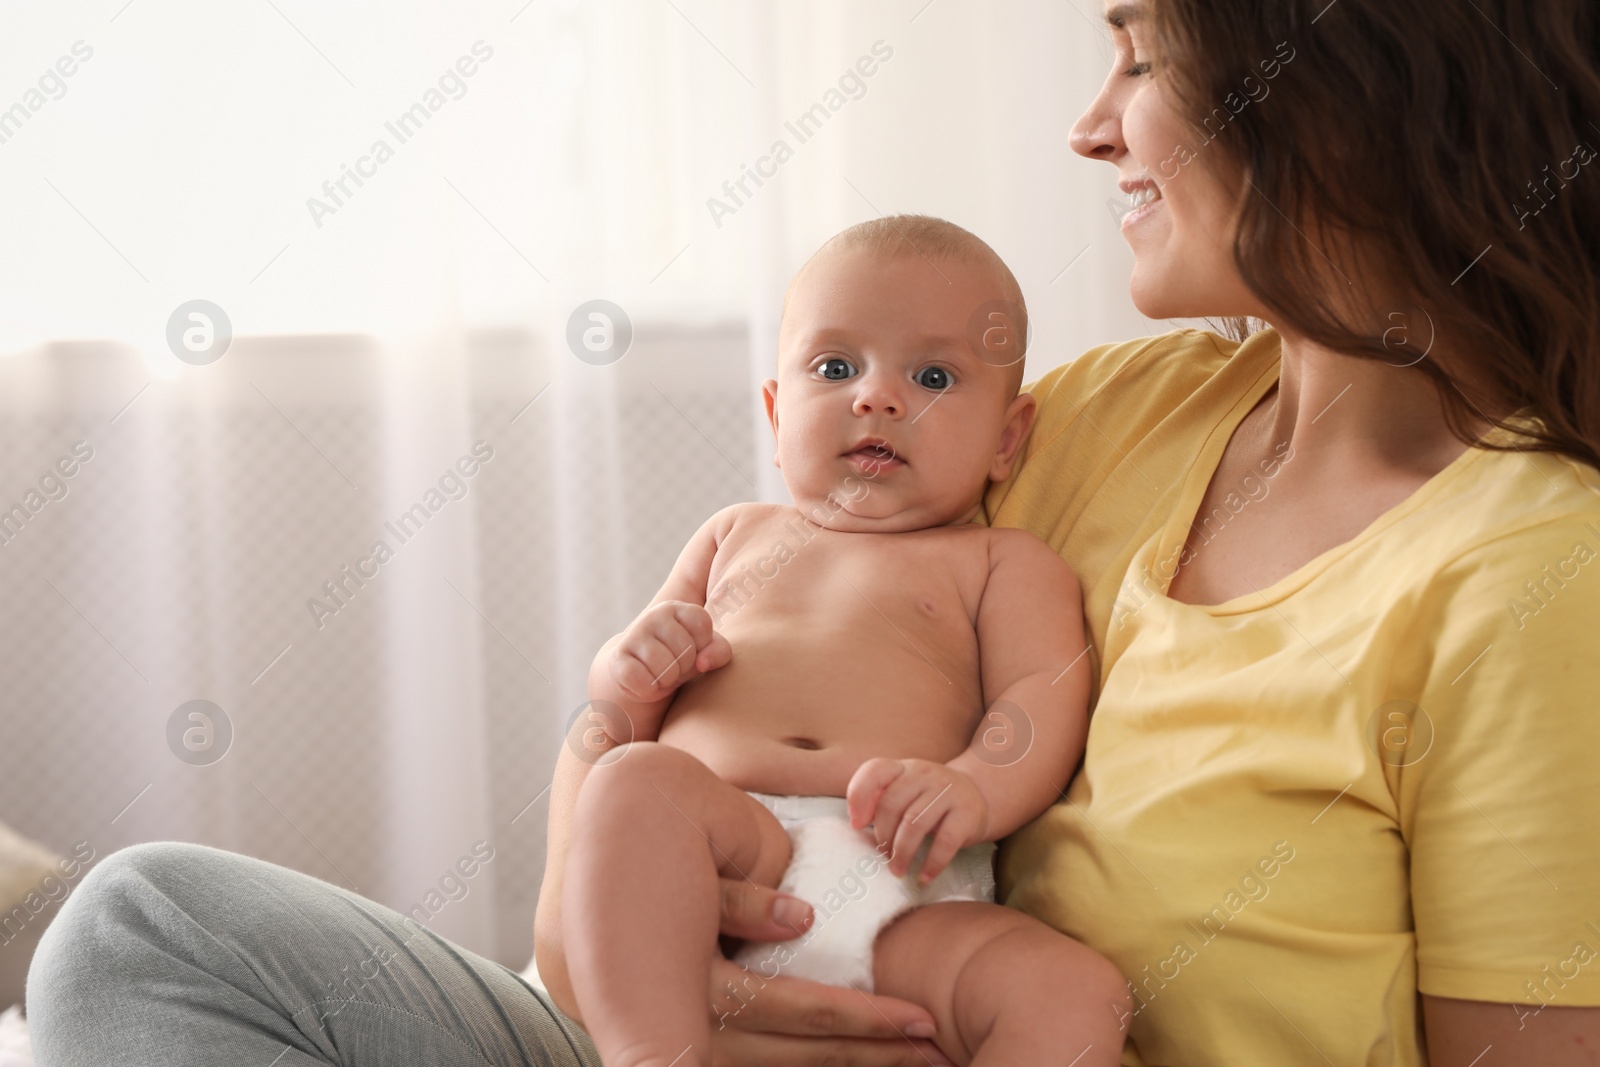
[980,327,1273,565]
[1021,326,1275,451]
[1423,441,1600,601]
[1382,436,1600,691]
[1024,324,1242,392]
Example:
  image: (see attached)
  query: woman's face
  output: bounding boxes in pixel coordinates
[1071,3,1263,320]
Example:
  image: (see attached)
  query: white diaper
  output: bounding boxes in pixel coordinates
[729,790,997,993]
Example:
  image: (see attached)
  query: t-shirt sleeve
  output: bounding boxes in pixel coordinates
[979,331,1200,527]
[1399,512,1600,1005]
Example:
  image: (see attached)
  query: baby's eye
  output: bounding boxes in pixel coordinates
[818,357,857,381]
[914,366,954,390]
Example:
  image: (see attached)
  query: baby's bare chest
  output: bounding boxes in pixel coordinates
[660,515,995,786]
[705,516,989,651]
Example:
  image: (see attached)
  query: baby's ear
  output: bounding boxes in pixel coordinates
[760,379,782,465]
[990,392,1037,481]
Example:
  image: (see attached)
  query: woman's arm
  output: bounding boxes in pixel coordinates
[1403,518,1600,1061]
[1423,996,1600,1064]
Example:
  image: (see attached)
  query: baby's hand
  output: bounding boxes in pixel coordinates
[846,759,989,886]
[609,600,732,703]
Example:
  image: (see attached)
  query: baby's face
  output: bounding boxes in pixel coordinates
[763,245,1035,533]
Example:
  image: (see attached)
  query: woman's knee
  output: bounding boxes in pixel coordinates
[89,840,214,885]
[70,841,238,917]
[32,842,242,976]
[25,843,205,1038]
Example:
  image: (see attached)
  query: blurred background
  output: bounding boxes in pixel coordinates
[0,0,1173,983]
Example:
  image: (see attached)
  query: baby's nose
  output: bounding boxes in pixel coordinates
[852,384,903,417]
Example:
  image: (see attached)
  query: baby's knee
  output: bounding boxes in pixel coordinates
[582,740,709,797]
[1065,943,1132,1022]
[967,925,1129,1022]
[1042,937,1127,1019]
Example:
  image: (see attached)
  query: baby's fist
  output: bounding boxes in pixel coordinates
[610,600,731,702]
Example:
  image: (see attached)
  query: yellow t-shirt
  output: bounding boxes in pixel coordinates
[982,327,1600,1066]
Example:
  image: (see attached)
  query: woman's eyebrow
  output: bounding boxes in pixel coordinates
[1104,2,1141,27]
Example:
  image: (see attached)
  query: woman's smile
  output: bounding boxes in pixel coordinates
[1119,179,1165,229]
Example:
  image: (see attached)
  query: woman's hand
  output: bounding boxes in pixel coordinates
[707,878,954,1066]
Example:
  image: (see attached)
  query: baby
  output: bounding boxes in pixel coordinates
[556,216,1128,1066]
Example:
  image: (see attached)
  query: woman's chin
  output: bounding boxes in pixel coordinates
[1128,271,1242,323]
[1127,252,1265,323]
[1127,259,1183,318]
[1128,280,1186,321]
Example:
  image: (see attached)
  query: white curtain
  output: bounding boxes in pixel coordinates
[0,0,1164,967]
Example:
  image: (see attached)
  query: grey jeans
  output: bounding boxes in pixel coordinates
[25,842,603,1066]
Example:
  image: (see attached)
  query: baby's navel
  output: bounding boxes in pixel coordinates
[781,736,821,750]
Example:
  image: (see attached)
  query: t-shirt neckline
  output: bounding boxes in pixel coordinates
[1150,336,1500,616]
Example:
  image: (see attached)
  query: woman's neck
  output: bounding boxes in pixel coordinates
[1263,326,1494,482]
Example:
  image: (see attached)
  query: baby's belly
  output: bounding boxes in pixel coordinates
[655,620,981,796]
[655,719,863,795]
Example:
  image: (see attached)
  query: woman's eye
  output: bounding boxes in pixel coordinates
[914,366,954,391]
[1124,60,1151,77]
[818,357,857,381]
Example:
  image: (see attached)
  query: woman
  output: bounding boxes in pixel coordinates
[27,0,1600,1064]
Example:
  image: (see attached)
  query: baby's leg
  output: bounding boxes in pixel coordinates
[562,740,793,1067]
[872,900,1130,1066]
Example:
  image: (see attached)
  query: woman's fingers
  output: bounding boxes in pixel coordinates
[717,878,814,941]
[706,961,951,1065]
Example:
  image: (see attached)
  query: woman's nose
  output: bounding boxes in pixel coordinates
[1070,80,1125,161]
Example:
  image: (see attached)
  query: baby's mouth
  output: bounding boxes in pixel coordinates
[844,442,904,474]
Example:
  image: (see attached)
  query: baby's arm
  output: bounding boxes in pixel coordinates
[848,528,1090,879]
[952,527,1090,837]
[585,504,741,742]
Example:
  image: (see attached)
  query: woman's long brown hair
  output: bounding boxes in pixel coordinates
[1151,0,1600,469]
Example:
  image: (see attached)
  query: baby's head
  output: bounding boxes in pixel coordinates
[762,215,1036,532]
